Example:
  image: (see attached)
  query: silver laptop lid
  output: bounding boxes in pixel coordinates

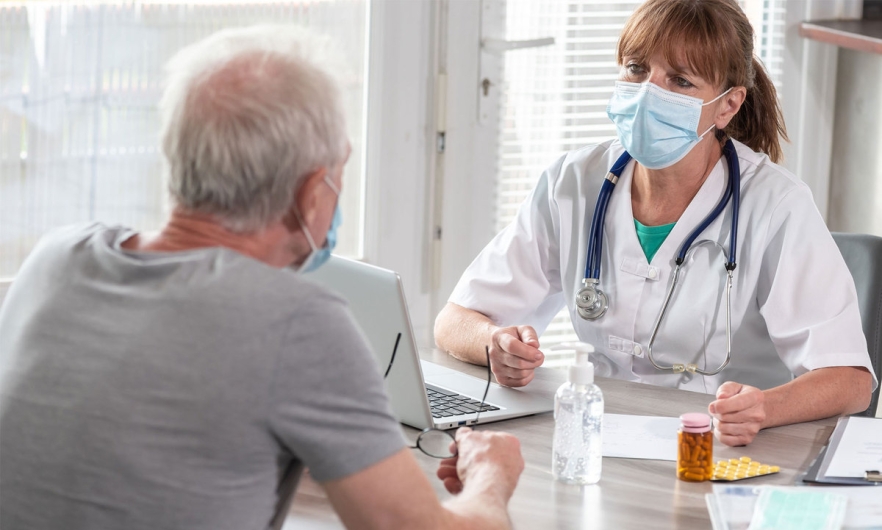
[305,256,435,429]
[307,256,554,430]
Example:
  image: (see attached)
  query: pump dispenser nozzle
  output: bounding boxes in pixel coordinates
[550,341,595,385]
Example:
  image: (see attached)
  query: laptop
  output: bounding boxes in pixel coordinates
[306,256,553,430]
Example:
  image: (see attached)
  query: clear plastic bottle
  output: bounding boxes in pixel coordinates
[552,342,603,485]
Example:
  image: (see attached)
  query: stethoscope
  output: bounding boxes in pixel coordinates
[575,139,740,376]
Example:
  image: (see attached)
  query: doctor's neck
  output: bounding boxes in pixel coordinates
[631,138,723,226]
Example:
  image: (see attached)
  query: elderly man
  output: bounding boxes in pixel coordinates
[0,27,523,530]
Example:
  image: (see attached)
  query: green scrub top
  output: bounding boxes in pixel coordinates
[634,219,676,263]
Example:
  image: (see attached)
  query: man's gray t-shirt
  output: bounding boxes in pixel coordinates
[0,223,406,530]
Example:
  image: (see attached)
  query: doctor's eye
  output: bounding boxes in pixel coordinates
[623,63,645,77]
[623,61,646,76]
[672,76,694,88]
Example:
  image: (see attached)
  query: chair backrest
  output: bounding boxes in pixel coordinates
[832,232,882,418]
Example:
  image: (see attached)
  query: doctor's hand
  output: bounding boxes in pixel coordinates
[488,325,544,387]
[708,382,767,447]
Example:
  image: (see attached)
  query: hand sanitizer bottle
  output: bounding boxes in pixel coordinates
[552,342,603,484]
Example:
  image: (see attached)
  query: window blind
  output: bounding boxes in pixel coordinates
[495,0,785,367]
[0,1,367,279]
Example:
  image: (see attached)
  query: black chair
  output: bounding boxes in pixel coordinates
[832,232,882,417]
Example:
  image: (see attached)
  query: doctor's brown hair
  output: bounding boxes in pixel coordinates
[616,0,788,163]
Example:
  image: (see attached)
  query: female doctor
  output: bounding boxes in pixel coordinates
[434,0,876,446]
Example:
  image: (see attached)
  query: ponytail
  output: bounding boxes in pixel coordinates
[722,58,788,164]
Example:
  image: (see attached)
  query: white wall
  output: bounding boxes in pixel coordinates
[827,48,882,235]
[362,0,438,343]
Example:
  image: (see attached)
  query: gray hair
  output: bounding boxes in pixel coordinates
[159,26,348,232]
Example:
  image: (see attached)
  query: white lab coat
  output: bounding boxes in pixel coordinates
[450,139,877,393]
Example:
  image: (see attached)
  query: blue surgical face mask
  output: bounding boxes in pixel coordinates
[294,176,341,274]
[606,81,732,169]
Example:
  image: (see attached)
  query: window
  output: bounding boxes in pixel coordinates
[0,1,368,280]
[493,0,787,366]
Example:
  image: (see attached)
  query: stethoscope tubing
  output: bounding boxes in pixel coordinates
[578,138,742,375]
[584,151,632,279]
[673,140,740,267]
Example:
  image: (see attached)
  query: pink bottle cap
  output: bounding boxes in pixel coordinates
[680,412,712,433]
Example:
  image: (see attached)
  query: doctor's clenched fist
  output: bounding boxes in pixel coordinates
[488,325,545,387]
[434,302,545,387]
[708,381,766,446]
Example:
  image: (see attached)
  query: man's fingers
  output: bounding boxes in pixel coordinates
[438,456,457,467]
[442,477,463,494]
[436,463,459,482]
[517,326,540,348]
[454,426,472,443]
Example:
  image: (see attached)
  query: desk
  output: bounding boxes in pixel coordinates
[285,349,837,530]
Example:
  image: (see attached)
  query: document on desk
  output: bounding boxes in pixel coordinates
[823,417,882,478]
[602,413,680,461]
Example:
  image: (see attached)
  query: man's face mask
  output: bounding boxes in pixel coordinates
[293,175,341,274]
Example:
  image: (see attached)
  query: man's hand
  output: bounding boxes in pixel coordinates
[708,381,766,446]
[436,427,524,498]
[488,325,544,387]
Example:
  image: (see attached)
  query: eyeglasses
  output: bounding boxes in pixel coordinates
[384,337,492,459]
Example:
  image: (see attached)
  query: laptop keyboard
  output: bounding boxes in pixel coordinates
[426,384,500,418]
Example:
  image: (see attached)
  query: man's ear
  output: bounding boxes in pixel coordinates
[715,86,747,130]
[284,167,329,231]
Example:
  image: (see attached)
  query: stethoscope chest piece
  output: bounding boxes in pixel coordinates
[575,278,608,320]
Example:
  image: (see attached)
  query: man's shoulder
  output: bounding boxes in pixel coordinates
[13,222,124,279]
[214,253,345,311]
[31,221,121,253]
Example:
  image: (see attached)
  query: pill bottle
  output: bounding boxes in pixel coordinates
[551,342,603,485]
[677,412,713,482]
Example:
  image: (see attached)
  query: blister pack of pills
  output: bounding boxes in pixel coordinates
[711,456,780,481]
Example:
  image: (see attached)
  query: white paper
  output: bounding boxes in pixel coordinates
[825,417,882,478]
[602,413,680,461]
